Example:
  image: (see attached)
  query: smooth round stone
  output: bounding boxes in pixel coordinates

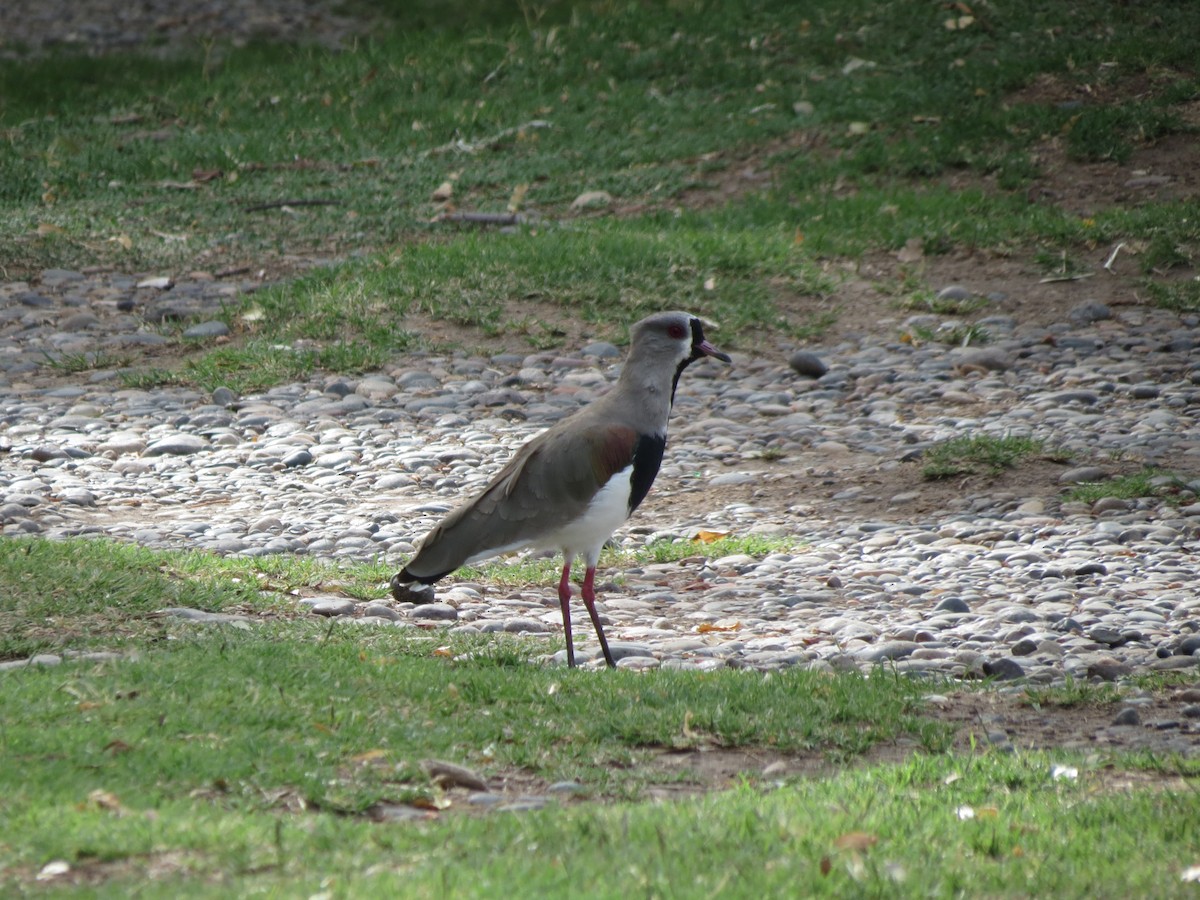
[934,597,972,613]
[283,449,314,467]
[1059,466,1108,484]
[787,350,828,378]
[304,598,357,617]
[410,603,458,621]
[855,641,918,662]
[144,434,210,456]
[580,342,620,359]
[183,321,230,338]
[982,658,1025,680]
[502,618,549,634]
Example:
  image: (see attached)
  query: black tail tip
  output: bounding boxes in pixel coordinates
[390,570,436,604]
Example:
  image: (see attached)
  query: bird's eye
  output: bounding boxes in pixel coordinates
[667,323,687,340]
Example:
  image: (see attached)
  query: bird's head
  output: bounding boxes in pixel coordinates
[631,310,732,368]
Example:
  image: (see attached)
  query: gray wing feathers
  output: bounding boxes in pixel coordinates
[401,425,630,580]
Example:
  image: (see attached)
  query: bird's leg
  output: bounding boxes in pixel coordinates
[558,562,576,668]
[580,566,616,669]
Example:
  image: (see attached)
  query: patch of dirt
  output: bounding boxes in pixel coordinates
[342,688,1200,823]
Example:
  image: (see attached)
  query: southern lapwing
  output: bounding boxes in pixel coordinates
[390,310,731,668]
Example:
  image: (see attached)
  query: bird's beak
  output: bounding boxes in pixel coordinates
[697,339,732,364]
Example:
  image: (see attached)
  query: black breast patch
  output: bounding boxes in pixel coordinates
[627,433,667,513]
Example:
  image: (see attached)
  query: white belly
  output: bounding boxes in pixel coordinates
[537,464,632,564]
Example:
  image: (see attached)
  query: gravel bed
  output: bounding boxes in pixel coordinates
[3,267,1200,725]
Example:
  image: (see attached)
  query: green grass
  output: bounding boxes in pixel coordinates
[2,535,1200,897]
[922,435,1049,480]
[1066,469,1190,505]
[3,536,1199,894]
[1146,279,1200,313]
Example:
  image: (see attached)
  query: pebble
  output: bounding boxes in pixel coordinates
[3,267,1200,704]
[787,350,828,378]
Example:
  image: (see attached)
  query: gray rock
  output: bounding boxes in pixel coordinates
[936,285,972,301]
[982,658,1025,681]
[410,603,459,621]
[1112,707,1141,726]
[787,350,828,378]
[282,449,313,468]
[1087,658,1132,681]
[158,608,250,625]
[580,342,620,359]
[855,640,919,662]
[1059,466,1108,484]
[144,434,210,456]
[212,386,238,406]
[305,598,358,617]
[183,321,230,338]
[1069,302,1111,324]
[934,597,971,613]
[502,618,550,633]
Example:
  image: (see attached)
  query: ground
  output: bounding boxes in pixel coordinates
[8,68,1200,793]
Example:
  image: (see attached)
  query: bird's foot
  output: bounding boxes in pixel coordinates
[389,573,436,605]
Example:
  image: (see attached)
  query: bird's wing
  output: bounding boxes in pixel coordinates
[399,423,639,582]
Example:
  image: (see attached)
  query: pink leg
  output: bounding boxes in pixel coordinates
[558,563,576,668]
[580,566,616,669]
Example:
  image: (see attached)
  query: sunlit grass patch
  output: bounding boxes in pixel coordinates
[922,435,1049,479]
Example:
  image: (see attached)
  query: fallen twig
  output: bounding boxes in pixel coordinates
[1103,242,1126,273]
[435,211,532,226]
[1037,272,1094,284]
[242,199,342,213]
[422,119,551,157]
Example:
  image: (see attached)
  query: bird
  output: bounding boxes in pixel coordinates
[390,310,731,668]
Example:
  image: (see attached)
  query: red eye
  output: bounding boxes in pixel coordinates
[668,323,687,339]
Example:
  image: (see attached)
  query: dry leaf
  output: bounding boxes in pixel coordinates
[36,861,70,881]
[694,529,730,543]
[350,749,388,764]
[570,190,612,210]
[819,856,832,876]
[431,180,454,202]
[697,621,741,633]
[422,759,489,791]
[103,739,133,755]
[87,789,126,815]
[432,645,453,658]
[409,795,452,811]
[508,182,529,212]
[896,237,924,263]
[36,223,65,236]
[841,57,875,75]
[833,831,878,852]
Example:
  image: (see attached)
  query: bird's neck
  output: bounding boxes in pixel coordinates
[612,354,686,426]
